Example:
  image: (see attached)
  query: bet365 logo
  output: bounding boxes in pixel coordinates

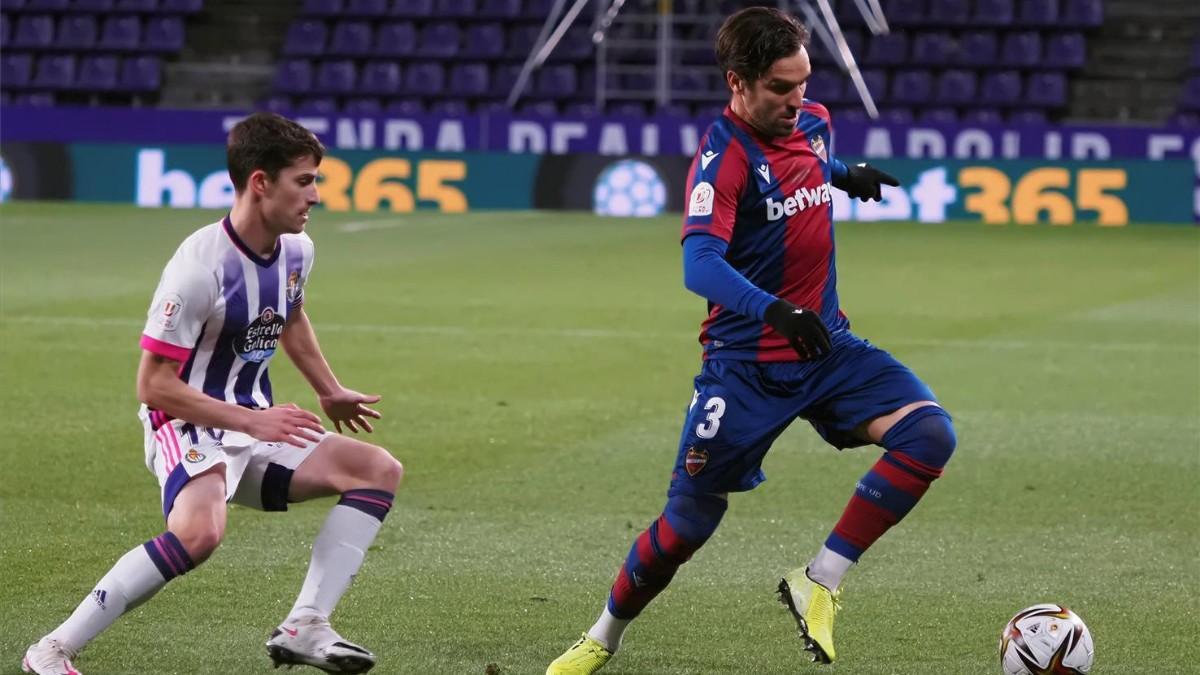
[766,182,832,221]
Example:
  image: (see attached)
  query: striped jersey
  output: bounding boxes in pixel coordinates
[139,216,314,425]
[681,102,850,361]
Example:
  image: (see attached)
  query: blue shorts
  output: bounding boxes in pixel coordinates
[668,330,936,497]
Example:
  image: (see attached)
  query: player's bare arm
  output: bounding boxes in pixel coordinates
[136,350,325,447]
[281,307,382,434]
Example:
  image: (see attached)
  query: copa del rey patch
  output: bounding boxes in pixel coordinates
[688,181,714,217]
[684,447,709,476]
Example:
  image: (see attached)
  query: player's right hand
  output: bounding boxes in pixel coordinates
[247,403,327,448]
[764,299,833,361]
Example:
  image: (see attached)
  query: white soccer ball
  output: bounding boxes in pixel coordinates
[593,159,667,217]
[999,604,1094,674]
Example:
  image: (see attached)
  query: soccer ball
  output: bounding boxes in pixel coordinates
[592,159,667,217]
[999,604,1094,674]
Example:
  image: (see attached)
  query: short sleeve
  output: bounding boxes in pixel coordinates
[140,256,216,363]
[285,232,315,310]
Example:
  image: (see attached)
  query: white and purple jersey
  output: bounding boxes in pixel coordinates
[140,216,314,427]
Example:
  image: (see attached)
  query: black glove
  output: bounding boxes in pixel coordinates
[833,162,900,202]
[764,299,832,361]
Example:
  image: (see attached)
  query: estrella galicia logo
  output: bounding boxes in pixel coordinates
[236,306,285,363]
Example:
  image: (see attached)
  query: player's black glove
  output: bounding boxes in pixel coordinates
[764,299,832,361]
[833,162,900,202]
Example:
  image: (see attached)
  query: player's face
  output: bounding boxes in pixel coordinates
[262,155,321,234]
[730,47,811,138]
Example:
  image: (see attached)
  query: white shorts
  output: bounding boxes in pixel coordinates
[140,410,329,518]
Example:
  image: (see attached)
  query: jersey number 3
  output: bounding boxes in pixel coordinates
[695,396,727,439]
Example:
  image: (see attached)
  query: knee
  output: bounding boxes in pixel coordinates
[355,444,403,492]
[883,405,956,471]
[663,493,728,550]
[171,520,224,564]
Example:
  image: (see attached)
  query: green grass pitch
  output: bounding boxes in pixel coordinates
[0,202,1196,674]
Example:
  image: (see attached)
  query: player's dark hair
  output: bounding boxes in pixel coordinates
[715,7,809,85]
[227,112,325,192]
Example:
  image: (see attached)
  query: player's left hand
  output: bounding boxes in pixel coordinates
[834,163,900,202]
[319,388,382,434]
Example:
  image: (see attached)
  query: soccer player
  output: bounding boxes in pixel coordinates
[547,8,956,673]
[22,113,403,675]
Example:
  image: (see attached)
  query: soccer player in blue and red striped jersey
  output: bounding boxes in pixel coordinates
[549,8,956,673]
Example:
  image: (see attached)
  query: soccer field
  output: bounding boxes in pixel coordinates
[0,202,1197,674]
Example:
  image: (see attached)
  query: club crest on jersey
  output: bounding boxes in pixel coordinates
[184,448,206,463]
[684,447,709,476]
[236,306,286,363]
[689,181,714,217]
[286,270,303,306]
[158,293,184,331]
[810,135,828,163]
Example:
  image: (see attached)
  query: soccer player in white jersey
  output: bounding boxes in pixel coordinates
[23,112,403,675]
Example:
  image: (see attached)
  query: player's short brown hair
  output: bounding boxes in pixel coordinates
[226,112,325,192]
[715,7,810,85]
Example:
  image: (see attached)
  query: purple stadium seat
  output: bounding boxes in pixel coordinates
[935,69,976,105]
[16,92,58,105]
[551,26,593,61]
[374,22,416,57]
[1045,32,1085,69]
[911,31,955,65]
[428,98,469,115]
[416,21,459,58]
[1062,0,1102,27]
[1018,0,1059,26]
[928,0,969,25]
[315,59,356,94]
[973,0,1013,25]
[865,32,908,66]
[115,0,158,11]
[359,60,401,94]
[958,31,998,67]
[576,65,594,97]
[562,101,600,117]
[385,98,425,114]
[403,61,444,94]
[535,63,575,99]
[75,54,118,89]
[890,70,933,104]
[2,53,34,88]
[73,0,116,10]
[159,0,203,12]
[861,68,889,102]
[119,55,160,90]
[345,0,388,15]
[881,107,914,123]
[434,0,476,17]
[57,15,99,50]
[262,95,292,112]
[329,20,373,57]
[390,0,433,17]
[920,107,958,123]
[807,71,844,103]
[834,0,865,26]
[283,20,327,56]
[1001,31,1041,67]
[343,97,382,113]
[274,59,313,93]
[519,100,557,116]
[0,14,10,46]
[33,54,76,89]
[1025,71,1066,107]
[297,96,338,113]
[462,23,504,59]
[144,16,183,51]
[1172,111,1199,127]
[506,24,541,58]
[448,62,488,97]
[884,0,925,26]
[477,0,519,18]
[980,70,1021,106]
[302,0,342,15]
[521,0,553,19]
[13,14,56,49]
[1008,109,1046,123]
[28,0,70,10]
[489,62,521,97]
[98,15,141,51]
[670,71,708,95]
[962,108,1003,124]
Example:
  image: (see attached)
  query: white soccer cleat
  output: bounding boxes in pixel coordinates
[22,638,81,675]
[266,614,377,674]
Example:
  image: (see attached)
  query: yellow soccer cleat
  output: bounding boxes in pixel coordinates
[546,633,613,675]
[778,568,841,664]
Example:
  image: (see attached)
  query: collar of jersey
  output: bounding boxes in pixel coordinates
[724,106,798,148]
[222,215,282,267]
